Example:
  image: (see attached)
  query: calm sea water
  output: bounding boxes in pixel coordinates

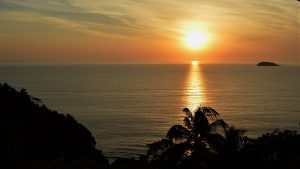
[0,64,299,159]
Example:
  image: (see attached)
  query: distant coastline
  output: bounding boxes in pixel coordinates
[257,61,280,66]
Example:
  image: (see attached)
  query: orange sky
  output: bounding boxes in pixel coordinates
[0,0,299,64]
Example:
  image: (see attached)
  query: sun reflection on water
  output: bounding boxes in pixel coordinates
[185,62,205,110]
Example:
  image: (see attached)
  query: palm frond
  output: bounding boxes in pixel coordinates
[201,107,219,119]
[183,117,193,129]
[167,125,190,144]
[183,107,190,113]
[182,107,192,118]
[194,109,209,133]
[209,119,228,130]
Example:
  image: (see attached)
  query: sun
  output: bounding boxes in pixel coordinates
[185,31,208,49]
[192,60,199,65]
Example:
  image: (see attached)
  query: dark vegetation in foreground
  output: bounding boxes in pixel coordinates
[0,83,108,169]
[1,83,299,169]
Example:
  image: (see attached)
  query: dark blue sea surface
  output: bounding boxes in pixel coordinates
[0,63,299,159]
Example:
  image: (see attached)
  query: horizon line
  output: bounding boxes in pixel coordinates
[0,60,299,66]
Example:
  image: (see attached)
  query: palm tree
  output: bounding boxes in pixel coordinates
[147,106,245,165]
[167,107,229,155]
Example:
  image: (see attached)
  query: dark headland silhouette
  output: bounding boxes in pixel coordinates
[257,61,280,66]
[0,83,108,169]
[1,83,299,169]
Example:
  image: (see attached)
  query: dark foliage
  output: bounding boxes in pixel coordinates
[240,129,300,169]
[0,83,108,169]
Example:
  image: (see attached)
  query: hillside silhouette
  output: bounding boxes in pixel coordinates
[0,83,108,169]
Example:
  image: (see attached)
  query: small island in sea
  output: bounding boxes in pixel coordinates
[256,61,280,66]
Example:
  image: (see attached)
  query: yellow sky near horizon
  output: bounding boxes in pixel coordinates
[0,0,299,63]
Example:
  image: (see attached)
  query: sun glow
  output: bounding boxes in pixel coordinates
[185,31,208,49]
[192,60,199,65]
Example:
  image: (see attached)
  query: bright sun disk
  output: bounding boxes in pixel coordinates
[192,60,199,65]
[185,31,208,49]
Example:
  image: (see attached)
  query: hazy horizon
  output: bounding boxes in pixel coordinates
[1,60,300,66]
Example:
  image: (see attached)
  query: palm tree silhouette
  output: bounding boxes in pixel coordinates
[167,107,229,155]
[147,106,245,166]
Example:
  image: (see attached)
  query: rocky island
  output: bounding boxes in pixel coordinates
[257,61,280,66]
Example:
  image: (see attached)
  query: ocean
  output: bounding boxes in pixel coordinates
[0,63,299,159]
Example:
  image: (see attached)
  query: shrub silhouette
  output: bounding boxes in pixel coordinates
[0,83,108,169]
[240,129,300,169]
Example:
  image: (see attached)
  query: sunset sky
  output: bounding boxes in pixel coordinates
[0,0,299,63]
